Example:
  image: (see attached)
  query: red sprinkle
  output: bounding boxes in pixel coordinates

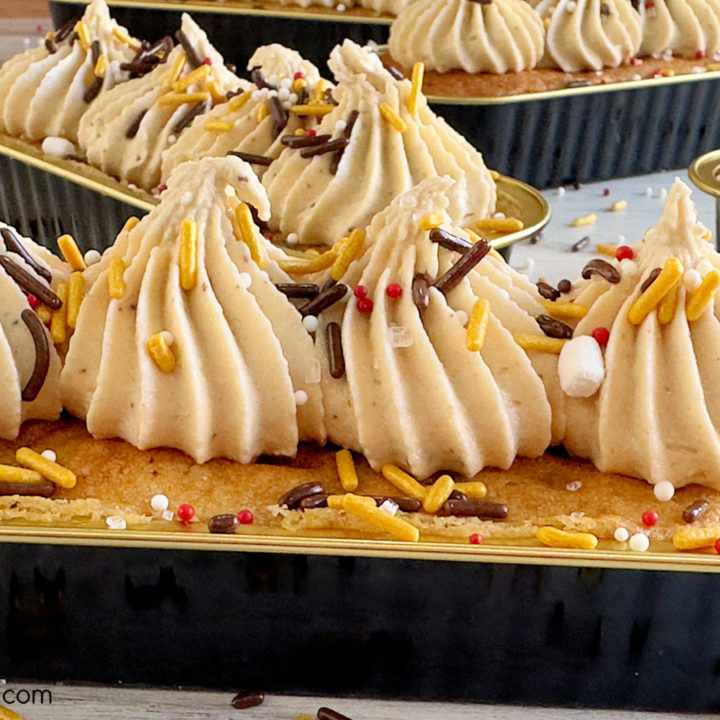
[237,509,254,525]
[202,57,212,65]
[26,293,39,309]
[602,188,611,197]
[591,327,610,347]
[652,69,663,78]
[630,57,642,66]
[645,1,654,8]
[715,538,720,554]
[304,128,317,137]
[357,297,374,314]
[294,71,305,80]
[385,283,403,299]
[615,245,634,261]
[156,183,167,194]
[642,510,659,527]
[695,50,705,60]
[469,533,483,545]
[177,504,195,523]
[353,285,368,299]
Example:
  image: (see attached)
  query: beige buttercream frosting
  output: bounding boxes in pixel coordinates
[640,0,720,58]
[312,176,551,478]
[160,45,326,183]
[262,40,496,247]
[388,0,545,73]
[357,0,413,14]
[561,179,720,489]
[0,222,69,439]
[60,156,325,463]
[0,0,138,143]
[78,13,245,191]
[537,0,642,71]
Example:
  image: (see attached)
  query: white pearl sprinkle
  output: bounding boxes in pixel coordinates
[493,211,507,219]
[337,3,347,10]
[151,494,169,512]
[167,135,177,145]
[644,187,653,197]
[160,331,174,346]
[557,186,566,197]
[455,310,469,326]
[41,136,78,158]
[302,315,319,333]
[41,449,57,462]
[280,77,292,90]
[659,188,668,199]
[251,89,262,101]
[653,480,675,502]
[106,516,127,531]
[238,272,252,289]
[614,527,629,543]
[335,120,347,133]
[294,390,308,406]
[161,509,174,522]
[289,93,298,105]
[684,268,702,291]
[629,532,650,552]
[617,234,626,244]
[286,232,299,246]
[619,258,637,277]
[566,480,582,492]
[84,249,102,266]
[277,87,290,101]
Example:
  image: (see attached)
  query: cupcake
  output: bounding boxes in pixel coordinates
[639,0,720,58]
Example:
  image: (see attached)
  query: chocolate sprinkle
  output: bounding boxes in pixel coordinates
[558,278,573,294]
[299,493,329,509]
[1,228,52,282]
[536,314,574,339]
[439,498,508,519]
[172,101,208,134]
[250,67,277,91]
[582,258,621,284]
[279,482,324,510]
[174,28,203,69]
[412,273,431,312]
[83,76,104,103]
[429,228,473,253]
[281,133,332,148]
[126,108,148,139]
[682,499,710,523]
[600,2,610,14]
[330,110,359,175]
[300,138,348,159]
[91,39,101,65]
[374,495,423,513]
[640,267,662,293]
[297,86,309,106]
[45,36,57,54]
[20,309,50,402]
[0,478,55,497]
[433,239,491,295]
[275,283,319,299]
[537,280,560,300]
[0,256,62,309]
[54,15,79,43]
[268,95,289,138]
[386,64,405,81]
[327,321,345,379]
[298,282,348,317]
[318,708,353,720]
[228,151,274,166]
[208,513,238,534]
[231,691,265,710]
[571,235,590,252]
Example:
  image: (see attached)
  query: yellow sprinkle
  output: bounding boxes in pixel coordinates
[208,80,226,105]
[289,104,334,116]
[122,216,140,233]
[147,332,176,373]
[513,333,567,354]
[342,493,419,542]
[672,525,720,550]
[707,62,720,71]
[595,243,617,257]
[50,282,68,345]
[536,526,598,550]
[663,69,675,77]
[657,282,679,325]
[335,449,359,492]
[453,481,487,499]
[296,716,315,720]
[66,271,85,329]
[294,128,306,136]
[173,63,210,93]
[544,16,552,28]
[93,53,108,77]
[542,300,588,319]
[165,53,187,88]
[203,119,233,132]
[75,20,90,51]
[57,234,87,271]
[313,78,330,102]
[466,297,490,352]
[113,26,141,50]
[408,61,424,116]
[16,447,76,489]
[326,494,349,510]
[108,257,126,300]
[686,269,720,321]
[610,199,627,212]
[571,213,597,228]
[179,219,198,291]
[256,100,270,122]
[490,169,500,181]
[0,464,44,484]
[331,228,365,280]
[380,464,427,501]
[464,227,484,244]
[418,212,445,231]
[701,229,712,242]
[158,91,210,106]
[234,203,265,268]
[36,303,52,324]
[475,217,524,233]
[292,77,307,93]
[228,91,251,112]
[279,248,338,274]
[423,474,454,514]
[627,256,684,325]
[379,102,407,132]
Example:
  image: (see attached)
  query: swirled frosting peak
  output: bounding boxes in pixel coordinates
[561,179,720,489]
[388,0,545,74]
[537,0,642,71]
[61,156,325,463]
[0,222,69,439]
[262,40,496,246]
[0,0,139,142]
[78,13,245,191]
[640,0,720,58]
[313,175,551,478]
[161,45,327,183]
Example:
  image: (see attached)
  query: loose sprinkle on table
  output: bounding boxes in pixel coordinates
[536,526,598,550]
[571,213,597,227]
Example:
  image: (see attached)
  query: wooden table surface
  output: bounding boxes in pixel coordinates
[2,0,52,18]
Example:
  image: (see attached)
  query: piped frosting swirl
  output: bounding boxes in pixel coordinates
[640,0,720,58]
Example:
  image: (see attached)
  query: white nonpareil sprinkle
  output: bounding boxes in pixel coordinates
[302,315,319,333]
[653,480,675,502]
[41,136,78,158]
[617,234,626,244]
[286,232,299,246]
[289,93,298,105]
[151,493,169,512]
[388,325,413,348]
[660,188,668,199]
[379,499,399,516]
[84,249,102,266]
[644,187,653,197]
[106,516,127,531]
[167,135,177,145]
[614,527,630,542]
[251,89,262,101]
[557,186,566,197]
[335,120,347,133]
[337,3,347,10]
[280,77,292,89]
[41,449,57,462]
[629,533,650,552]
[278,87,290,101]
[684,268,702,291]
[238,272,252,289]
[294,389,308,406]
[565,480,582,492]
[619,258,637,277]
[161,509,174,522]
[493,211,507,219]
[455,310,469,327]
[160,330,174,346]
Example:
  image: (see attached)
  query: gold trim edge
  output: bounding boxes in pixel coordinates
[689,149,720,199]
